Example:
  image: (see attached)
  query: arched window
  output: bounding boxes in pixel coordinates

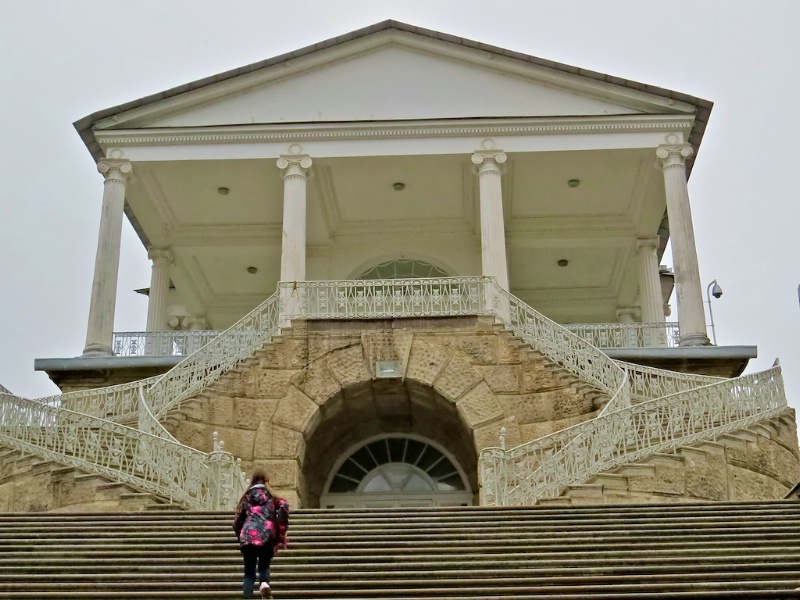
[321,436,472,508]
[357,259,449,280]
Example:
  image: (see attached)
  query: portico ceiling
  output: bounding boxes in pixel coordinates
[125,146,664,326]
[74,20,711,328]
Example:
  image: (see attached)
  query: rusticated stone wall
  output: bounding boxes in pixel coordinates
[166,316,609,507]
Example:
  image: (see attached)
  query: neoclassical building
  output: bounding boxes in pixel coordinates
[1,21,797,512]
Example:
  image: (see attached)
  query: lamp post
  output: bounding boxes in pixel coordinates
[705,279,723,345]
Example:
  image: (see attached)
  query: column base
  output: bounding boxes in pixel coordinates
[678,333,711,347]
[81,344,114,357]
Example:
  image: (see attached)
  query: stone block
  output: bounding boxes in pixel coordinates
[262,459,300,488]
[295,361,341,405]
[444,335,496,364]
[456,382,505,428]
[519,421,561,443]
[326,345,370,388]
[497,337,521,364]
[627,463,685,495]
[498,394,554,425]
[406,340,450,386]
[256,369,296,398]
[682,447,728,501]
[308,334,360,363]
[272,386,319,433]
[255,424,305,459]
[207,396,235,427]
[521,361,567,392]
[473,417,521,452]
[433,352,482,401]
[550,388,594,420]
[729,464,789,500]
[233,397,279,430]
[475,365,520,394]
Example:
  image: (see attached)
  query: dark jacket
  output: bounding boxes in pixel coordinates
[233,484,289,548]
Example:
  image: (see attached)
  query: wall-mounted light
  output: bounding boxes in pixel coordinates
[392,182,406,191]
[217,187,230,195]
[568,179,580,188]
[247,266,258,274]
[557,259,569,267]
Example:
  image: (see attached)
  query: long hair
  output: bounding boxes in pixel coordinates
[236,467,279,512]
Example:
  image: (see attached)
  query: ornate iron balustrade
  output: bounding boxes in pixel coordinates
[112,331,221,357]
[617,361,723,402]
[0,390,243,510]
[564,322,680,348]
[479,365,787,506]
[282,277,490,319]
[491,285,630,409]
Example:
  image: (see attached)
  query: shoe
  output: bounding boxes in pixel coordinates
[259,581,272,598]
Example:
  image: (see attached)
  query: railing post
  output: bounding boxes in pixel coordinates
[206,431,241,511]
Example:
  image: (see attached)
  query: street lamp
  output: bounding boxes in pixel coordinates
[706,279,723,345]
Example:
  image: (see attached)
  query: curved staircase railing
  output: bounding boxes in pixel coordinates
[0,278,788,511]
[616,361,723,402]
[479,364,788,506]
[0,389,242,510]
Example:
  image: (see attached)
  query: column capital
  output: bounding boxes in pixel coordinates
[656,144,693,169]
[277,154,312,179]
[97,158,132,182]
[636,237,660,253]
[147,247,173,263]
[471,149,507,175]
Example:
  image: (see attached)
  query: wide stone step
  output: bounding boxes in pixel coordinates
[0,502,797,598]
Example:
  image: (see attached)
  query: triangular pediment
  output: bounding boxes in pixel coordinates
[93,28,695,131]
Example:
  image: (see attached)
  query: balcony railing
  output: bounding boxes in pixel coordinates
[564,322,680,348]
[113,321,680,357]
[112,331,221,357]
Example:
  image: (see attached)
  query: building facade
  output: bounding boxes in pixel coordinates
[1,22,797,512]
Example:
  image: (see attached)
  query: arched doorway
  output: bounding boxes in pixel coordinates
[320,435,473,508]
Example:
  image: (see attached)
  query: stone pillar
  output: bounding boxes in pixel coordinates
[277,154,312,322]
[615,307,639,348]
[656,144,709,346]
[277,154,312,283]
[637,237,667,347]
[83,159,132,356]
[472,149,510,292]
[145,248,172,332]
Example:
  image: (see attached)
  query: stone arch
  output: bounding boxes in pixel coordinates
[279,328,517,507]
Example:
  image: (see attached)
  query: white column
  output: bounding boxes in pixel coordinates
[83,159,132,356]
[472,149,510,292]
[277,154,312,322]
[656,144,709,346]
[145,248,172,332]
[615,306,639,348]
[277,154,312,283]
[636,237,668,348]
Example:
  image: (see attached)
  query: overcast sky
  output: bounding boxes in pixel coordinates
[1,1,798,413]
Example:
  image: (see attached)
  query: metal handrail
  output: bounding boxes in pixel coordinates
[479,365,787,506]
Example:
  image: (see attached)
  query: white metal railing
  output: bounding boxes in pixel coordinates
[479,365,788,506]
[564,322,680,348]
[0,390,243,510]
[618,361,724,402]
[112,331,221,357]
[3,277,785,511]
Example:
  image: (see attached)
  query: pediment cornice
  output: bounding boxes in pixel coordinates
[95,115,694,150]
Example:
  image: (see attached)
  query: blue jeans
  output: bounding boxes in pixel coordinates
[241,545,273,598]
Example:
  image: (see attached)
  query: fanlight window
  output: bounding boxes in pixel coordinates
[327,437,466,494]
[358,259,449,280]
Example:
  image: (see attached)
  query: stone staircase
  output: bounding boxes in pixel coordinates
[539,413,800,507]
[1,502,800,598]
[0,445,172,513]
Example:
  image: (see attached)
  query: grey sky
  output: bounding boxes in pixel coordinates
[1,1,798,413]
